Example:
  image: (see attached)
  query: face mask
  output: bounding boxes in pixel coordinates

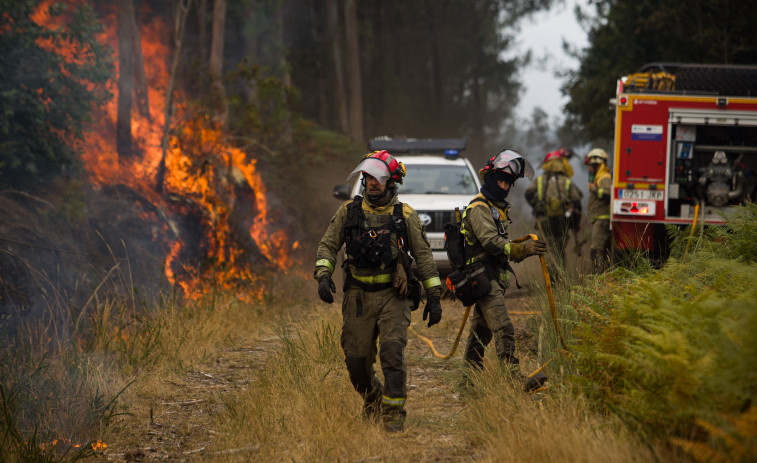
[484,173,510,201]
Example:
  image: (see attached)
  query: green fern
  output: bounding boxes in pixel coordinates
[711,203,757,263]
[568,216,757,453]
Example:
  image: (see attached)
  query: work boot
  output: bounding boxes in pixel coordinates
[381,408,406,433]
[502,357,546,392]
[524,372,548,393]
[384,421,404,433]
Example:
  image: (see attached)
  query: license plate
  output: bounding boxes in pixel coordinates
[617,189,664,201]
[429,239,446,250]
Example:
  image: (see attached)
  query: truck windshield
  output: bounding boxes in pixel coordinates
[399,165,478,194]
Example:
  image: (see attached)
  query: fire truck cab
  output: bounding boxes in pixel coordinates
[611,63,757,256]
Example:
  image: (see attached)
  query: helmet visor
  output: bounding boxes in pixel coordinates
[347,157,391,185]
[491,150,535,181]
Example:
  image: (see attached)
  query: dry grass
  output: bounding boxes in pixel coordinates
[192,286,660,463]
[459,364,654,462]
[1,268,674,461]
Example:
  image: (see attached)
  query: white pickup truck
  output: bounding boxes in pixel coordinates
[333,138,482,274]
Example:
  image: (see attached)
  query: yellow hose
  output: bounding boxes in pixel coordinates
[411,234,569,359]
[410,305,472,359]
[683,202,700,258]
[526,233,569,352]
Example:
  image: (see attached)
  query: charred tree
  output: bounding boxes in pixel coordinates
[116,0,150,157]
[116,0,136,158]
[131,7,149,120]
[156,0,192,192]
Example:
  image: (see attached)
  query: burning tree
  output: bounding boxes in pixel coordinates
[1,0,298,309]
[0,0,113,190]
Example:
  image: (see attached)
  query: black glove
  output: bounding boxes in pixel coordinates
[318,275,336,304]
[423,296,442,327]
[525,239,547,257]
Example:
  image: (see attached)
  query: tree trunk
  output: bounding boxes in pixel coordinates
[155,0,192,192]
[277,2,292,144]
[368,0,384,136]
[242,5,258,106]
[470,13,484,156]
[117,0,136,158]
[425,0,443,122]
[343,0,363,141]
[308,0,328,127]
[197,0,208,65]
[325,0,348,134]
[130,3,150,120]
[209,0,228,126]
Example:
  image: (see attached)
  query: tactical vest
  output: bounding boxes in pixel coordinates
[343,196,409,269]
[461,197,520,287]
[461,197,509,264]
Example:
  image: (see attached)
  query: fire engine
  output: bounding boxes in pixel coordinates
[610,63,757,257]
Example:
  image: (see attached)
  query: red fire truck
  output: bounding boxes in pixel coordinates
[610,63,757,257]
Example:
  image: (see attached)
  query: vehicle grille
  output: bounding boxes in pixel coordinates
[416,210,457,233]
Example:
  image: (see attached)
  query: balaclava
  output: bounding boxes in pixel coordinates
[481,170,515,202]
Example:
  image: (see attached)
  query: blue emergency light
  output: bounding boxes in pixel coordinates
[368,137,466,155]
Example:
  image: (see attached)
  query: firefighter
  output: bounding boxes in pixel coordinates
[460,149,547,390]
[585,148,612,273]
[524,149,583,264]
[314,150,443,433]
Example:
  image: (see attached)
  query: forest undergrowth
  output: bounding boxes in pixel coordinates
[1,204,755,462]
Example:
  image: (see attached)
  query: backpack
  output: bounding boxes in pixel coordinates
[444,198,490,272]
[538,174,573,218]
[444,210,466,273]
[443,198,493,306]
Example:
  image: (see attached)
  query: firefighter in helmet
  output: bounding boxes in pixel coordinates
[461,149,547,390]
[314,150,443,432]
[585,148,612,272]
[524,149,583,265]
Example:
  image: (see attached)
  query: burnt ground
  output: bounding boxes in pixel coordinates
[95,286,542,462]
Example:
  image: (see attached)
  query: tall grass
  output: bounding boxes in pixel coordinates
[459,362,655,462]
[212,309,393,462]
[0,259,139,461]
[0,255,286,461]
[567,203,757,459]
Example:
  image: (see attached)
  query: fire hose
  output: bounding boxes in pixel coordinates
[682,201,701,259]
[410,234,569,360]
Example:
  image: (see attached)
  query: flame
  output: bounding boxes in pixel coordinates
[32,1,298,301]
[38,437,107,452]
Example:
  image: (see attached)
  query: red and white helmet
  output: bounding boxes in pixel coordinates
[479,149,534,183]
[348,150,406,185]
[544,150,563,163]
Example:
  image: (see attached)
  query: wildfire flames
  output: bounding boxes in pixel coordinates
[39,438,107,452]
[32,1,297,301]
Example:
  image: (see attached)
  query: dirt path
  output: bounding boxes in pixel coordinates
[98,287,539,462]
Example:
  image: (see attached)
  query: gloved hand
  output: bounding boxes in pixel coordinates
[423,296,442,327]
[523,239,547,257]
[318,275,336,304]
